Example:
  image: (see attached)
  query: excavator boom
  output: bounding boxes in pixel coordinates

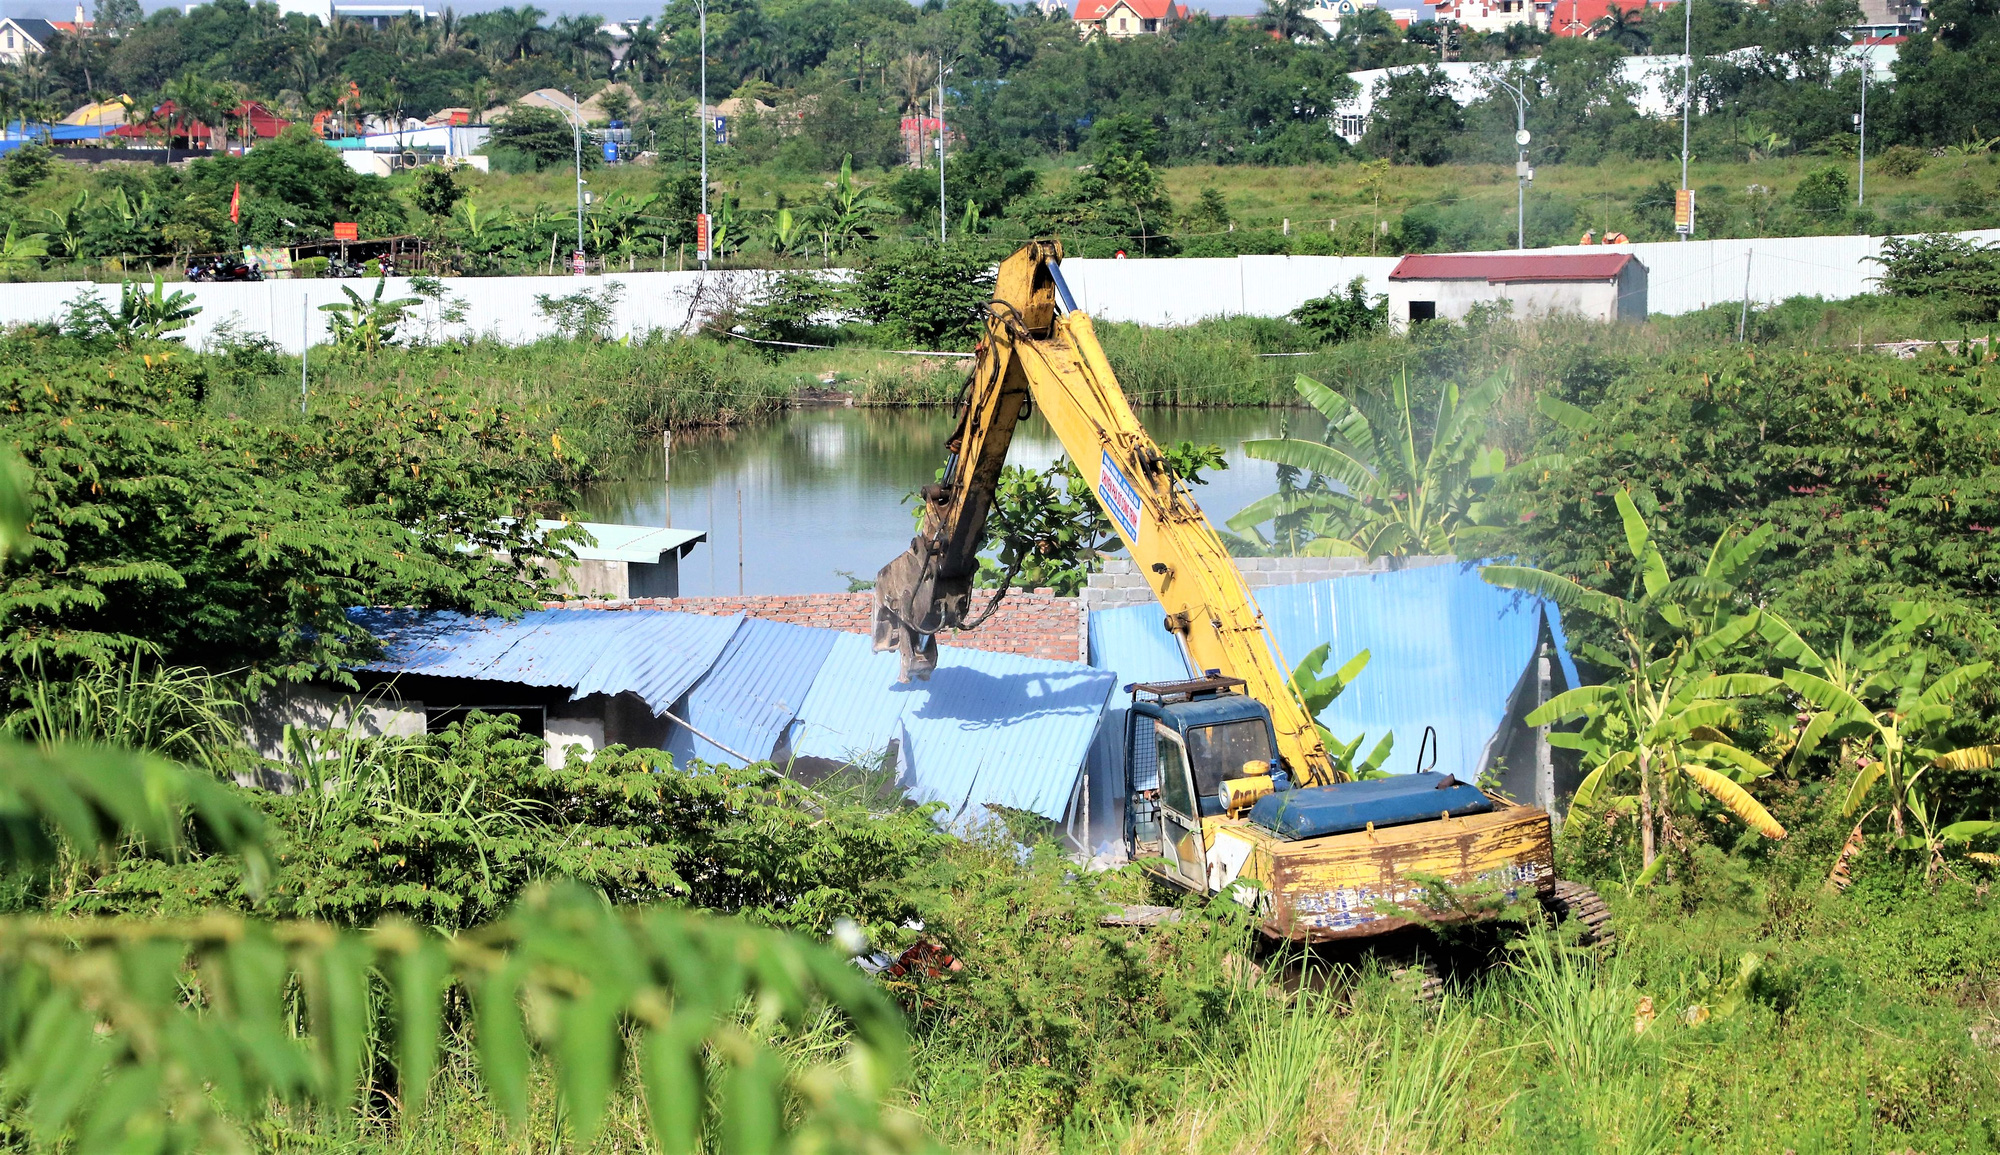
[872,241,1337,789]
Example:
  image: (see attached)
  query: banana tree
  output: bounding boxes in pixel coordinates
[1483,491,1788,873]
[810,155,891,255]
[1228,370,1528,559]
[1782,643,1992,852]
[769,206,807,257]
[1288,642,1395,780]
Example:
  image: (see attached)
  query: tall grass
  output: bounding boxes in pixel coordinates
[6,652,244,770]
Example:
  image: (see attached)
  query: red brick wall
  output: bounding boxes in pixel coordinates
[558,589,1088,664]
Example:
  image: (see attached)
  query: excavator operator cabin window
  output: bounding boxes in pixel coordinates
[1186,721,1275,803]
[1156,731,1195,817]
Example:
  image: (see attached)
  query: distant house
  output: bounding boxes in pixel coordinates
[0,17,59,65]
[1387,252,1648,328]
[1072,0,1187,39]
[1433,0,1550,32]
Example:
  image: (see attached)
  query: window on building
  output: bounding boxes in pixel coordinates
[1409,300,1437,323]
[1118,15,1129,28]
[1142,17,1157,29]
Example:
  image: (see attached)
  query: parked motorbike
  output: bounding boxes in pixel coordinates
[184,258,264,282]
[326,256,368,278]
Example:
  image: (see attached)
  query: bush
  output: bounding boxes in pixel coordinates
[1876,144,1927,178]
[738,271,849,347]
[1871,232,2000,321]
[69,712,950,938]
[1790,165,1851,216]
[853,243,996,349]
[1288,277,1387,345]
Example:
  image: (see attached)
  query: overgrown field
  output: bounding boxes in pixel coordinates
[1,276,1998,1150]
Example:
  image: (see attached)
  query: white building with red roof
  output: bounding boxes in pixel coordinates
[1072,0,1188,38]
[1387,251,1648,328]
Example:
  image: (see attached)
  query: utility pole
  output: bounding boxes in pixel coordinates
[1680,0,1693,241]
[1492,75,1530,251]
[937,57,948,245]
[698,0,709,270]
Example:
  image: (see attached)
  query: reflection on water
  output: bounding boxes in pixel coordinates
[578,406,1302,597]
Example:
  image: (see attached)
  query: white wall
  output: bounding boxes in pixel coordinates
[5,226,1996,350]
[4,269,779,354]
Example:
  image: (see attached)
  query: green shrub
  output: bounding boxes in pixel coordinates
[853,243,997,349]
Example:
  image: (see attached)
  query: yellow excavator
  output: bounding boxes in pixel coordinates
[874,241,1608,944]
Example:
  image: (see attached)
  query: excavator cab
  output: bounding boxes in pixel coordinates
[1125,676,1283,891]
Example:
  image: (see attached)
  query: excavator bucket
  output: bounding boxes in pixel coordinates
[871,535,941,682]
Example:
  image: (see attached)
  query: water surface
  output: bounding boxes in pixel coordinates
[578,406,1303,597]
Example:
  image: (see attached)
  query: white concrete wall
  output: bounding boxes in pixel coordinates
[5,226,1997,349]
[2,268,779,355]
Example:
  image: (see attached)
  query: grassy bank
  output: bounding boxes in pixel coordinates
[186,283,1979,492]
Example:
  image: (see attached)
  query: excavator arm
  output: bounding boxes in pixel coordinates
[872,241,1338,788]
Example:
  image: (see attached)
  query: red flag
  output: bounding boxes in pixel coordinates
[229,182,240,224]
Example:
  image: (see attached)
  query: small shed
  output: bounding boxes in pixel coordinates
[539,521,707,600]
[1387,252,1647,328]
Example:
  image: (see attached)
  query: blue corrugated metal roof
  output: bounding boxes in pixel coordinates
[790,633,1116,826]
[667,617,838,767]
[347,607,742,714]
[1086,564,1578,780]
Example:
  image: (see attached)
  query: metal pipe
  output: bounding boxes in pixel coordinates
[571,107,584,269]
[1047,259,1078,314]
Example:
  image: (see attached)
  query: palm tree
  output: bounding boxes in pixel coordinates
[487,4,548,62]
[1590,2,1651,51]
[162,70,232,151]
[1226,371,1525,559]
[552,13,612,81]
[621,16,664,83]
[1260,0,1327,41]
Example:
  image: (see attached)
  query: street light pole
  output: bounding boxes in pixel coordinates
[699,0,709,270]
[1681,0,1693,241]
[1492,75,1530,251]
[937,57,947,245]
[1856,41,1868,206]
[571,104,585,270]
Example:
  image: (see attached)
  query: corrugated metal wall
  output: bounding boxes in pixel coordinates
[1084,564,1578,846]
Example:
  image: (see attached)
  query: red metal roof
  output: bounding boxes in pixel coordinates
[107,100,292,142]
[1389,252,1636,283]
[1073,0,1187,21]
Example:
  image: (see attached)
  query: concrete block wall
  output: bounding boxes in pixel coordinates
[559,589,1089,664]
[1081,555,1455,611]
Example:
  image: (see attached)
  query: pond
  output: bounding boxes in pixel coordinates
[577,405,1307,597]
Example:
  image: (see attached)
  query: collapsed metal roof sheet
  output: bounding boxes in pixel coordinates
[790,632,1116,825]
[666,617,839,768]
[347,607,742,714]
[1087,563,1579,778]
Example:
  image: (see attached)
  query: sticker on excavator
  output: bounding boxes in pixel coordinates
[1098,450,1143,542]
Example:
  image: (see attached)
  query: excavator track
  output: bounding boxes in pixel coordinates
[1544,880,1615,949]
